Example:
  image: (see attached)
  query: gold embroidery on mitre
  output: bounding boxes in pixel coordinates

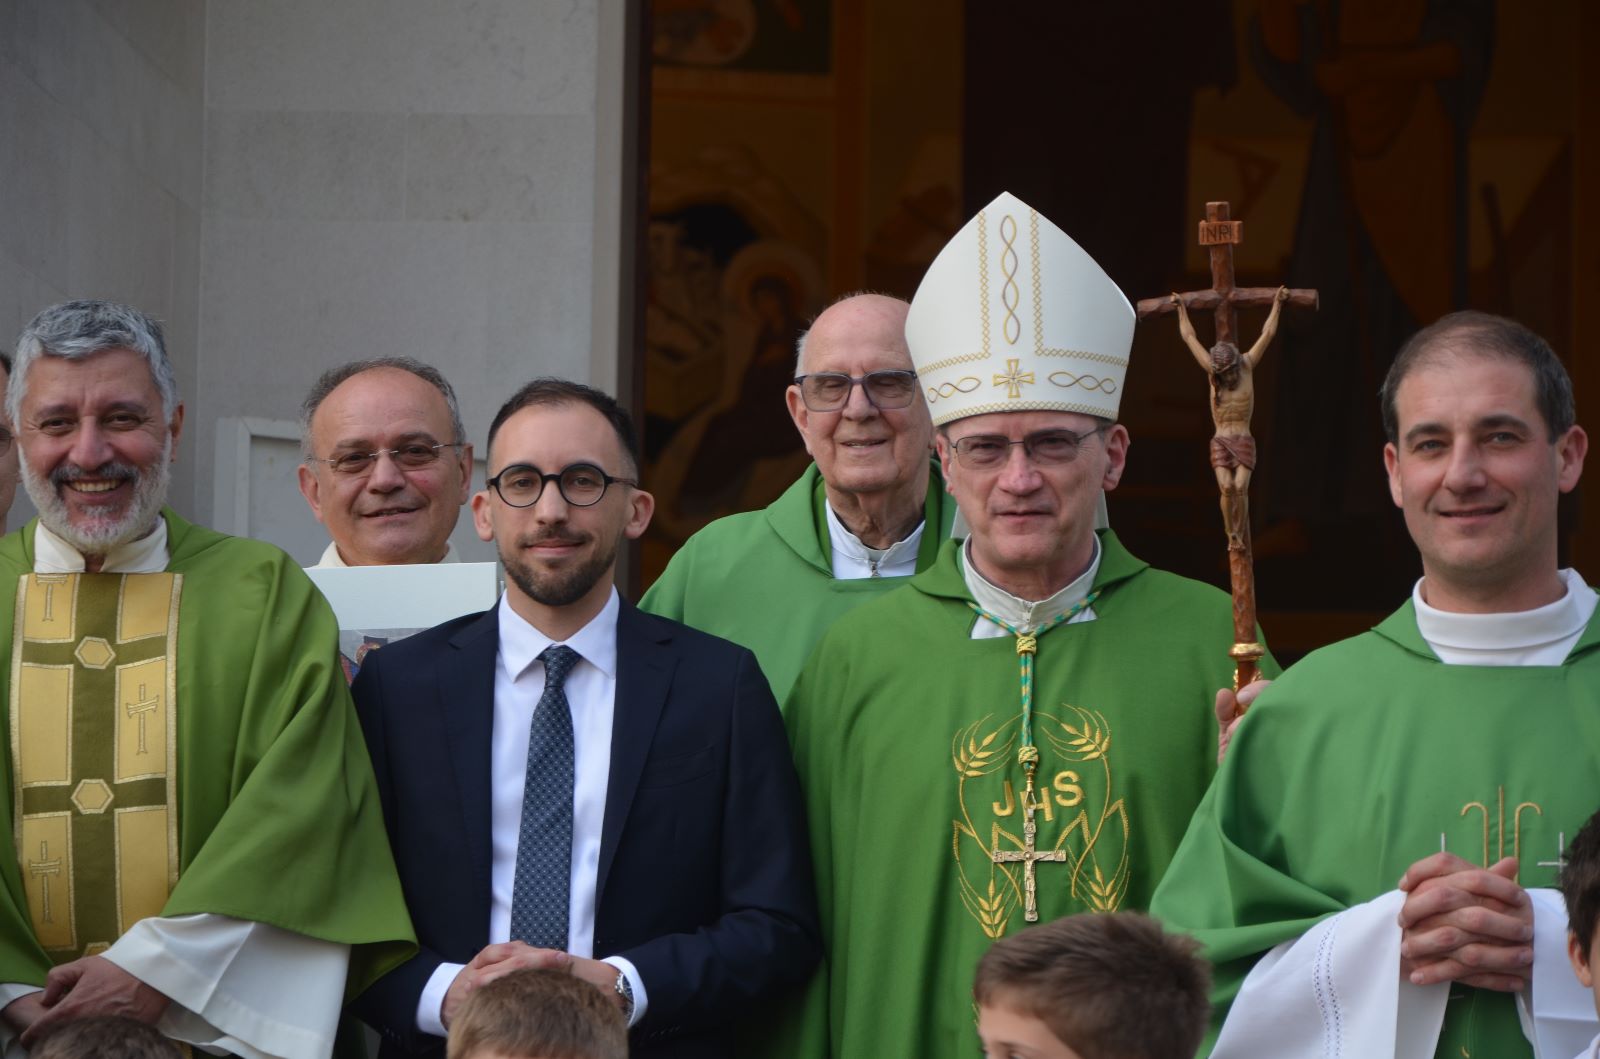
[10,573,182,963]
[951,704,1130,939]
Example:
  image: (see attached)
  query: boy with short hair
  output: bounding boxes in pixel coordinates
[446,969,627,1059]
[1563,808,1600,1059]
[973,912,1210,1059]
[29,1016,182,1059]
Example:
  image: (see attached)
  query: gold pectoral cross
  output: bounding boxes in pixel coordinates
[991,784,1065,922]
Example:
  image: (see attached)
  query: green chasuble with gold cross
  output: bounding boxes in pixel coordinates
[1149,599,1600,1059]
[776,531,1260,1058]
[0,509,415,997]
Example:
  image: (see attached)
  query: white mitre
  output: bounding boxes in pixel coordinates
[905,190,1135,426]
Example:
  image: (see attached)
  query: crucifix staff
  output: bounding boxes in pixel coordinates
[1136,201,1318,695]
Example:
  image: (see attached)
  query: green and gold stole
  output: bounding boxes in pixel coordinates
[10,573,181,962]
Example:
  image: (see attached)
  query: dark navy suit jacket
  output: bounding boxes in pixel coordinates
[350,597,819,1058]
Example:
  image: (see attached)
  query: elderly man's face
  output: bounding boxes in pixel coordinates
[298,368,473,566]
[1383,350,1585,607]
[785,296,932,500]
[938,410,1127,593]
[18,347,182,551]
[0,365,20,533]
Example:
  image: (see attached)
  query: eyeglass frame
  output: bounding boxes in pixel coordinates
[947,425,1110,469]
[790,369,920,412]
[307,440,464,477]
[485,461,638,508]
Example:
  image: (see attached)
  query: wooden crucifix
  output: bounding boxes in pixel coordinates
[1135,201,1318,695]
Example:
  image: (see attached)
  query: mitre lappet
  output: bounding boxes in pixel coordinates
[906,190,1135,426]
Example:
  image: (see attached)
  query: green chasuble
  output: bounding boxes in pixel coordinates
[640,461,958,702]
[781,531,1260,1058]
[1150,599,1600,1059]
[0,510,415,997]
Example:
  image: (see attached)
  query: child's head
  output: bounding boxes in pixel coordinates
[446,968,627,1059]
[973,912,1210,1059]
[1561,805,1600,1015]
[29,1016,182,1059]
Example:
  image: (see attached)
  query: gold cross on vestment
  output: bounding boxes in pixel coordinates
[993,358,1034,400]
[126,683,159,755]
[28,841,62,923]
[991,789,1065,922]
[37,574,69,623]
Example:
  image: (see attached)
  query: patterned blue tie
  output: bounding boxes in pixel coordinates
[509,644,579,949]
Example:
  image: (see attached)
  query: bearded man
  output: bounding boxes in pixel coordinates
[0,300,414,1057]
[349,377,818,1058]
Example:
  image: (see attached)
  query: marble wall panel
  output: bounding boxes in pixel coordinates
[208,0,597,116]
[0,63,73,291]
[206,111,408,221]
[199,218,496,424]
[64,122,178,319]
[404,114,596,224]
[22,0,201,208]
[479,221,595,392]
[87,0,205,97]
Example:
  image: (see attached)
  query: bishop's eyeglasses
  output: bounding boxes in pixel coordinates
[486,463,637,508]
[311,441,461,476]
[792,370,919,412]
[948,426,1108,469]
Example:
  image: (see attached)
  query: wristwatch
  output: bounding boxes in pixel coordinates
[613,967,635,1021]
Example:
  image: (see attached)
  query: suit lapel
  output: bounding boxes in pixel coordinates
[597,601,675,900]
[443,608,501,901]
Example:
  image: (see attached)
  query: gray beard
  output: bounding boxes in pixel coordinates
[21,436,172,555]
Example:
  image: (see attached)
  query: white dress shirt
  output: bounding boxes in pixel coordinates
[4,520,351,1059]
[823,502,923,580]
[961,534,1102,638]
[313,539,460,567]
[416,588,646,1036]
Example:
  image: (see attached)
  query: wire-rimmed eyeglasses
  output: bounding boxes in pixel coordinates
[948,426,1108,469]
[486,462,637,508]
[792,370,919,412]
[310,441,461,477]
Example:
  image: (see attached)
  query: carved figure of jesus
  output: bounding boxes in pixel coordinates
[1172,285,1288,547]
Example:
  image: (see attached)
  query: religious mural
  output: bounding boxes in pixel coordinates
[642,0,1583,655]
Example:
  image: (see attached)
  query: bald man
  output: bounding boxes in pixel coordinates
[640,293,958,701]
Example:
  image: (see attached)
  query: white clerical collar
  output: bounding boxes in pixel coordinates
[960,534,1101,633]
[316,539,461,568]
[496,586,620,683]
[33,518,170,574]
[823,501,923,580]
[1412,568,1597,666]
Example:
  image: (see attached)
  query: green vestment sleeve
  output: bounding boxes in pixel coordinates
[0,511,416,996]
[772,531,1272,1059]
[640,461,957,702]
[1150,601,1600,1059]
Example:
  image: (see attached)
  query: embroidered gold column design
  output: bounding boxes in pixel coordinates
[10,573,181,962]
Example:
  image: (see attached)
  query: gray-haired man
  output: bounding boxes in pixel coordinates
[298,358,474,567]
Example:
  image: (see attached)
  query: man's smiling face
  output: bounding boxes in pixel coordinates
[1383,349,1586,610]
[18,347,181,552]
[298,367,472,566]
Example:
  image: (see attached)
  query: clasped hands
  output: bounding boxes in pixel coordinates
[1,955,170,1046]
[1397,852,1534,993]
[442,943,626,1029]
